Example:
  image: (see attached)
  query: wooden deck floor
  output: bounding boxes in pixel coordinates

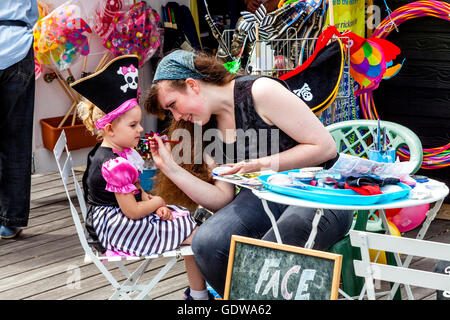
[0,171,449,300]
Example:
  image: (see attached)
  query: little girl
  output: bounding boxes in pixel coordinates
[70,55,212,300]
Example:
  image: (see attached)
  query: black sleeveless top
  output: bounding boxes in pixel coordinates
[215,75,338,169]
[82,143,142,207]
[217,75,298,164]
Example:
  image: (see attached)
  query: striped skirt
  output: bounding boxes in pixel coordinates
[91,205,197,256]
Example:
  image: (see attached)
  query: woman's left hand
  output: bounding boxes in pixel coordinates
[218,159,261,176]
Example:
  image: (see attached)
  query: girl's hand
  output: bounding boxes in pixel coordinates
[218,159,261,176]
[156,206,173,220]
[149,134,177,172]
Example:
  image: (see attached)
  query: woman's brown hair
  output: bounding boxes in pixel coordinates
[144,52,241,211]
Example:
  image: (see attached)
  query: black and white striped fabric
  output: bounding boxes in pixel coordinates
[239,4,275,42]
[91,204,197,257]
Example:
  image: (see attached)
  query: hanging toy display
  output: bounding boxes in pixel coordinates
[34,0,53,80]
[34,0,93,128]
[102,1,161,67]
[205,0,327,76]
[33,1,92,73]
[359,0,450,169]
[93,0,133,37]
[90,0,134,73]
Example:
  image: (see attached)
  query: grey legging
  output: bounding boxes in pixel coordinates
[191,188,353,297]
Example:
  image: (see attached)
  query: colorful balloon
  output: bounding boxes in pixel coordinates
[386,203,429,232]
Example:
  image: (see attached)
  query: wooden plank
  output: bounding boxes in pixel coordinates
[3,257,177,300]
[30,175,78,194]
[31,170,83,186]
[31,172,63,186]
[28,206,73,226]
[0,222,76,255]
[27,259,187,300]
[0,251,85,293]
[437,204,450,221]
[0,235,78,268]
[154,273,191,300]
[29,200,75,220]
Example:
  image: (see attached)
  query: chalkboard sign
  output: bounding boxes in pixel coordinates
[224,236,342,300]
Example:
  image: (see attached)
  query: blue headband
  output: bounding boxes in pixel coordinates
[152,50,203,83]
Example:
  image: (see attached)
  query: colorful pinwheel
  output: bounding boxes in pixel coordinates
[33,3,92,71]
[343,31,403,96]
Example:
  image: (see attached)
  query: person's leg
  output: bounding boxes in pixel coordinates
[184,255,206,290]
[262,205,354,251]
[181,227,207,291]
[191,188,287,296]
[0,46,35,230]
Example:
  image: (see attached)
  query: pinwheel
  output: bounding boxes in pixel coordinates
[342,31,403,96]
[34,3,91,72]
[238,5,276,42]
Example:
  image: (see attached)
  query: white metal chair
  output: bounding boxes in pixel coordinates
[349,230,450,300]
[53,130,193,300]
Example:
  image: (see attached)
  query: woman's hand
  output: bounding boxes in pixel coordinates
[149,134,177,172]
[218,159,261,176]
[156,206,173,220]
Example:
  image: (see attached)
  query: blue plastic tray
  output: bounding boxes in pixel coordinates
[258,170,411,205]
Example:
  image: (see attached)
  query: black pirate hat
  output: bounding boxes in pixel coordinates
[280,36,344,114]
[70,55,140,129]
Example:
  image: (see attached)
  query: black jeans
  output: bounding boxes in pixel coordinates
[191,188,353,297]
[0,46,35,227]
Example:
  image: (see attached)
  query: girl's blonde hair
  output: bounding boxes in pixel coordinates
[77,98,106,138]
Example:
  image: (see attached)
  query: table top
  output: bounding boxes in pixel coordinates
[252,179,449,210]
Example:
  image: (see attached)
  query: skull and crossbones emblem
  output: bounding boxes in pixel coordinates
[117,64,138,93]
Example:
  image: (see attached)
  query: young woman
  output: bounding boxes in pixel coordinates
[145,50,353,296]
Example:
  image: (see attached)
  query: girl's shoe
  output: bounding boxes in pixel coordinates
[183,287,216,300]
[0,226,22,239]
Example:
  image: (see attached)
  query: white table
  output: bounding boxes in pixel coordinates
[252,179,449,299]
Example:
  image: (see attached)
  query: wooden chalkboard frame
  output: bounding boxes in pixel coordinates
[224,235,342,300]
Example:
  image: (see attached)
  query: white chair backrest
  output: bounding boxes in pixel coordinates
[53,130,91,252]
[349,230,450,299]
